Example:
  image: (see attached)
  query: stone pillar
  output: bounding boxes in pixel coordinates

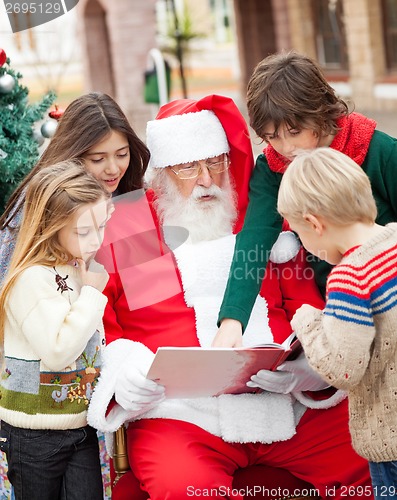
[343,0,385,109]
[107,0,157,137]
[78,0,158,140]
[271,0,291,52]
[233,0,277,94]
[78,0,115,96]
[286,0,316,58]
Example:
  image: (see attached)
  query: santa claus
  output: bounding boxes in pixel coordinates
[88,95,372,499]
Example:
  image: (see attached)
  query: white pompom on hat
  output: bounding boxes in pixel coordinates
[269,231,301,263]
[147,109,230,168]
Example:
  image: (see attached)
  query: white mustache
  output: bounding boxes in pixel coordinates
[191,185,222,200]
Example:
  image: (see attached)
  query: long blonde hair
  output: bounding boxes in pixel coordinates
[0,160,110,343]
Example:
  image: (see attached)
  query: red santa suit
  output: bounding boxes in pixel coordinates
[88,95,372,500]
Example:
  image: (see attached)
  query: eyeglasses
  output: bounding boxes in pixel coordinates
[169,154,230,180]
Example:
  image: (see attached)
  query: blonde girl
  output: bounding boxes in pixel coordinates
[0,160,110,500]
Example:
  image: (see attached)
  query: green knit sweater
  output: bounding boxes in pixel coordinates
[218,129,397,330]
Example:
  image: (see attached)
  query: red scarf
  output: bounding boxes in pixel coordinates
[265,112,377,173]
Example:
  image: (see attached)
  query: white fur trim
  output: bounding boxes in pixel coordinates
[134,392,298,444]
[147,110,230,168]
[218,392,296,443]
[87,339,155,433]
[269,231,301,264]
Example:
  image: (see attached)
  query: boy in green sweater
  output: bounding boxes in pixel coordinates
[214,51,397,348]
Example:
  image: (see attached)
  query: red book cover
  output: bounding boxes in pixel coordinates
[146,335,301,399]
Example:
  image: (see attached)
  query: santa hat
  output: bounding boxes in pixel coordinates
[147,109,229,168]
[146,95,254,232]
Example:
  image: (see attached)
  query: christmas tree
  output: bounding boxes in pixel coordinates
[0,48,56,213]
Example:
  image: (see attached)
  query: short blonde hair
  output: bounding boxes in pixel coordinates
[277,148,377,225]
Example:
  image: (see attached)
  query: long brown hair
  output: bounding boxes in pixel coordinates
[247,51,349,140]
[1,92,149,228]
[0,160,110,342]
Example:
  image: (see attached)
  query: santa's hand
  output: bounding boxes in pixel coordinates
[247,352,329,394]
[115,365,165,412]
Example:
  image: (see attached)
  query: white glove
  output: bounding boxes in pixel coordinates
[246,351,329,394]
[115,363,165,412]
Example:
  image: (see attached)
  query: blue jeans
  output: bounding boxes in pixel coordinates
[1,422,103,500]
[369,461,397,500]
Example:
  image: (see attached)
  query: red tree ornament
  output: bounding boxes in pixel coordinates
[49,104,64,121]
[0,49,7,67]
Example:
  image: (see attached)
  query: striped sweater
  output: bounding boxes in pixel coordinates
[293,223,397,463]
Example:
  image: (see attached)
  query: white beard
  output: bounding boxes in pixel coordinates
[152,171,237,244]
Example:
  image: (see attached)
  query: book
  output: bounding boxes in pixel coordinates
[146,333,302,399]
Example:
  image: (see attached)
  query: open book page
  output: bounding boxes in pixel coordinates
[247,331,298,349]
[146,335,302,399]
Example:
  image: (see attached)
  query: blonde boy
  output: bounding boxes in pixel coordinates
[278,147,397,497]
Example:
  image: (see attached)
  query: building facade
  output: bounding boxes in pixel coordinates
[77,0,397,137]
[234,0,397,111]
[77,0,158,137]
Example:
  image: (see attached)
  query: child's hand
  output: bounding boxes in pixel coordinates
[76,259,109,292]
[291,304,319,331]
[211,318,243,347]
